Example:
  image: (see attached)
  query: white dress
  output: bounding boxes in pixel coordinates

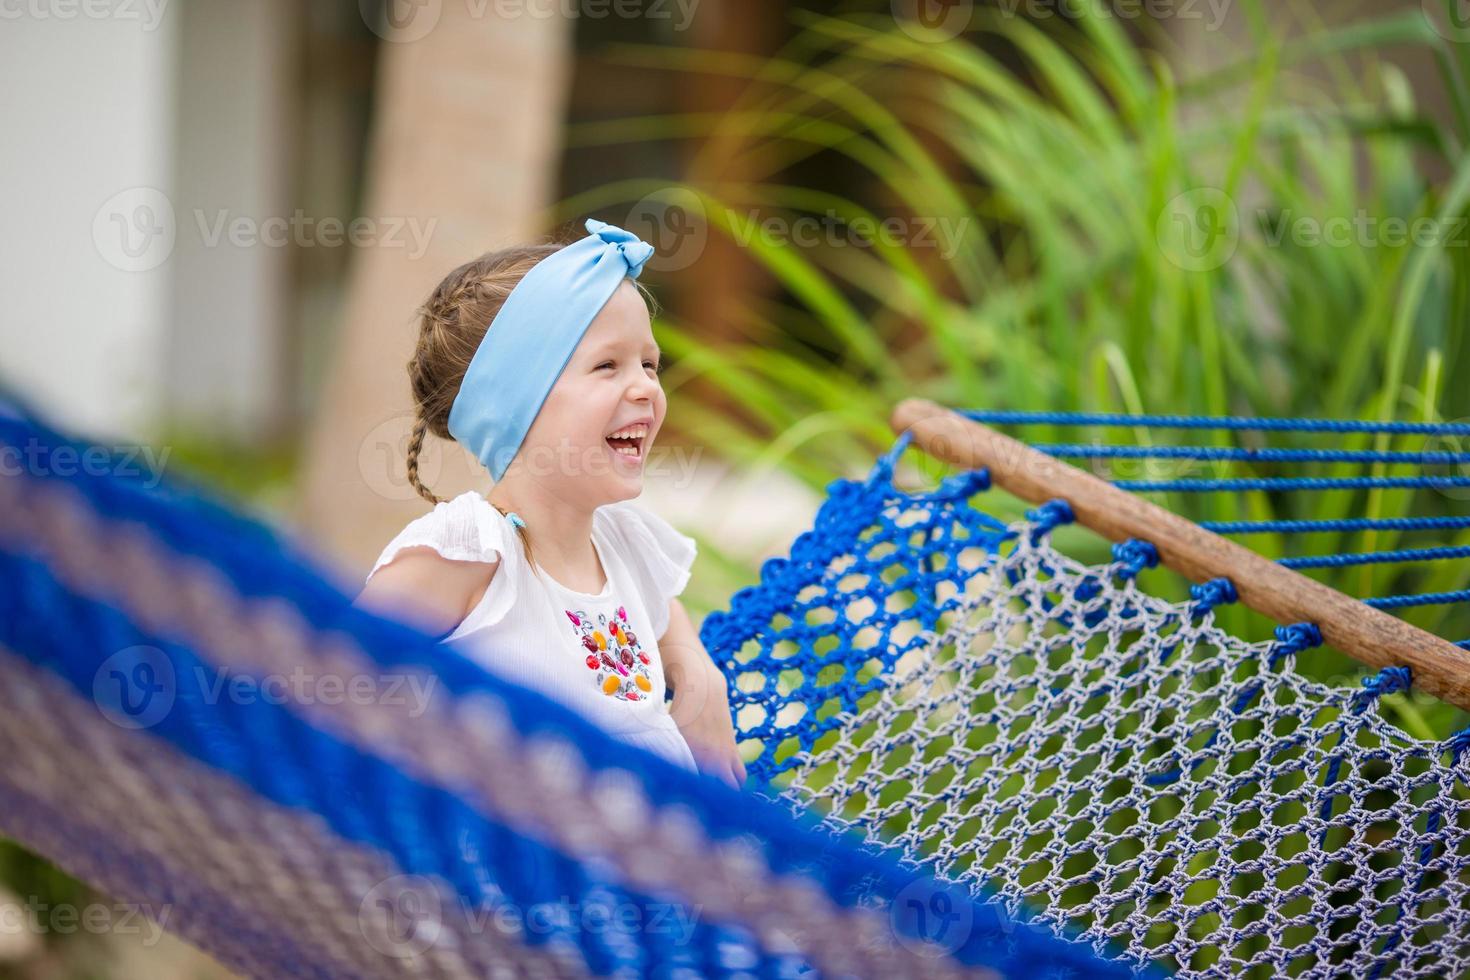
[365,492,700,772]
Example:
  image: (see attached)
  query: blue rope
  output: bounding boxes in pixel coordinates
[1114,475,1470,492]
[1111,539,1160,580]
[1203,516,1470,534]
[1189,577,1239,617]
[1026,499,1075,543]
[1037,444,1470,465]
[1365,590,1470,610]
[1269,622,1326,664]
[1354,666,1414,709]
[962,409,1470,436]
[1278,545,1470,570]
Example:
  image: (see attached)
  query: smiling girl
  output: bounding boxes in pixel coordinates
[355,219,745,787]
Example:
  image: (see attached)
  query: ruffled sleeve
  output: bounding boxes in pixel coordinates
[598,500,697,638]
[365,491,519,627]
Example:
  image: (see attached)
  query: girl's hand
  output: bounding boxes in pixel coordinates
[659,599,747,789]
[665,651,746,789]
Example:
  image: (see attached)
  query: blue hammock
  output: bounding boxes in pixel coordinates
[4,392,1470,977]
[0,396,1136,979]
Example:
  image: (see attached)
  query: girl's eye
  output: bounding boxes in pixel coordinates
[596,361,615,370]
[644,360,661,372]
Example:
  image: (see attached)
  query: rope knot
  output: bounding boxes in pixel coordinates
[1025,499,1074,542]
[1111,539,1160,580]
[1358,665,1412,703]
[1189,577,1238,617]
[1269,622,1324,664]
[1449,726,1470,760]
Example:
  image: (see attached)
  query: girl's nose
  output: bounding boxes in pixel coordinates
[627,373,659,402]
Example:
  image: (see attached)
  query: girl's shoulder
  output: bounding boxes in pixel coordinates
[366,491,517,586]
[594,500,697,637]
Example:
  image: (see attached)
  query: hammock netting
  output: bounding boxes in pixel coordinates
[700,437,1470,978]
[2,395,1468,978]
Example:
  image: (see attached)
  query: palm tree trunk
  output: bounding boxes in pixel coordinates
[296,4,573,577]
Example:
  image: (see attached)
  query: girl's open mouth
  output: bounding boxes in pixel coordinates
[605,422,649,461]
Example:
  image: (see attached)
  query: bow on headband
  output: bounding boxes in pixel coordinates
[447,218,656,482]
[585,217,655,275]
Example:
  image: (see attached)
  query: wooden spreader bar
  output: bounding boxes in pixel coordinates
[891,398,1470,713]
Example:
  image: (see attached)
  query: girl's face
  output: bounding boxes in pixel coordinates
[509,280,665,507]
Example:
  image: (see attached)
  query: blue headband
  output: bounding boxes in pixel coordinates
[447,218,655,481]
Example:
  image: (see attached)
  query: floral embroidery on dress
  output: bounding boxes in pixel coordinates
[565,605,652,701]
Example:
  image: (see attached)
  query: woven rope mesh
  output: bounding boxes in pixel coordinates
[702,470,1470,978]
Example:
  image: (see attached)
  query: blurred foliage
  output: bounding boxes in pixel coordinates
[562,0,1470,735]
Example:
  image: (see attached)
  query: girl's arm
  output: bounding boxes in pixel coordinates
[659,598,747,789]
[354,547,498,639]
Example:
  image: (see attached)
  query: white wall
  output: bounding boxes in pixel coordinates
[167,0,296,443]
[0,1,180,443]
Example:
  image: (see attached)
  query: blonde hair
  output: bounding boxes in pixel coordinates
[404,231,658,565]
